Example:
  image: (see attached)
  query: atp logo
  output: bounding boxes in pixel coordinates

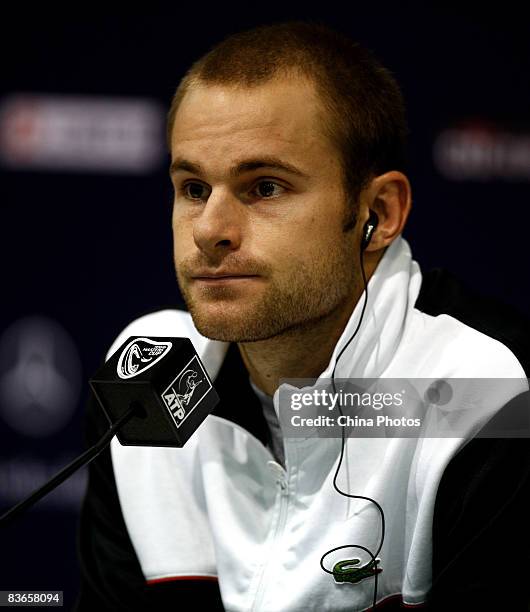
[117,338,172,379]
[162,355,212,428]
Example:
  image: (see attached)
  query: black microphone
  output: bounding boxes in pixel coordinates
[0,336,219,526]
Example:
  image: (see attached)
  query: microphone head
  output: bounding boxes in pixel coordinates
[90,336,219,447]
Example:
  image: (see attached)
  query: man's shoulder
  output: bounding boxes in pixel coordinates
[414,267,530,377]
[416,269,530,609]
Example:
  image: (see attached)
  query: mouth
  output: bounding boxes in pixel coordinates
[191,275,260,284]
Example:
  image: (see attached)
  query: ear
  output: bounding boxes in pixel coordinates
[360,171,412,252]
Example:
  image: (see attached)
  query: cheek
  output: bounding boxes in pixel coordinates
[256,214,341,275]
[171,211,194,253]
[257,226,300,264]
[271,215,340,256]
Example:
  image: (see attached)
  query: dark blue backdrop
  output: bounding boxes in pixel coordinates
[1,6,528,610]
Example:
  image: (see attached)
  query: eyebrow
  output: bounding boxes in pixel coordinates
[169,155,310,180]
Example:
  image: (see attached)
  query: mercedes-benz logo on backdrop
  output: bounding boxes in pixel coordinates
[0,316,81,437]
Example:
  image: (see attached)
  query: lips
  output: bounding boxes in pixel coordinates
[191,270,259,279]
[192,275,259,283]
[194,275,258,279]
[190,271,261,287]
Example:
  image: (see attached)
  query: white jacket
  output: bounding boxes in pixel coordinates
[81,236,529,611]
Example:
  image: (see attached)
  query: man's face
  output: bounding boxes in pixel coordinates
[169,74,362,343]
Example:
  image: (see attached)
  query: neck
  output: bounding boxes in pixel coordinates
[238,251,382,396]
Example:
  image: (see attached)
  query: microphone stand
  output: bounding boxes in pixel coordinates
[0,402,141,528]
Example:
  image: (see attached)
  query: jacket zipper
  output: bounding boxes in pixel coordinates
[250,460,289,611]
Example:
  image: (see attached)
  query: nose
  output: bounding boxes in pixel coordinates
[192,188,243,259]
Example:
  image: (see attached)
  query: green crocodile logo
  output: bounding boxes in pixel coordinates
[332,558,382,585]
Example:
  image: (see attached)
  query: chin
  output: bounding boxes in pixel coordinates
[188,304,254,342]
[189,304,285,343]
[193,319,256,343]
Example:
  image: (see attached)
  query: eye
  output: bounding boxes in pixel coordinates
[252,180,286,199]
[180,181,209,201]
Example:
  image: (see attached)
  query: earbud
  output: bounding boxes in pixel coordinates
[361,209,379,251]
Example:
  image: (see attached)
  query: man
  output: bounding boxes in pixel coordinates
[75,21,530,611]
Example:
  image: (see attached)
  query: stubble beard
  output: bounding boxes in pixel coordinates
[175,239,360,344]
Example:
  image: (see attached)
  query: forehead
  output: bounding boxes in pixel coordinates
[169,76,338,177]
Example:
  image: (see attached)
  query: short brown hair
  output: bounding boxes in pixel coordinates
[166,20,408,210]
